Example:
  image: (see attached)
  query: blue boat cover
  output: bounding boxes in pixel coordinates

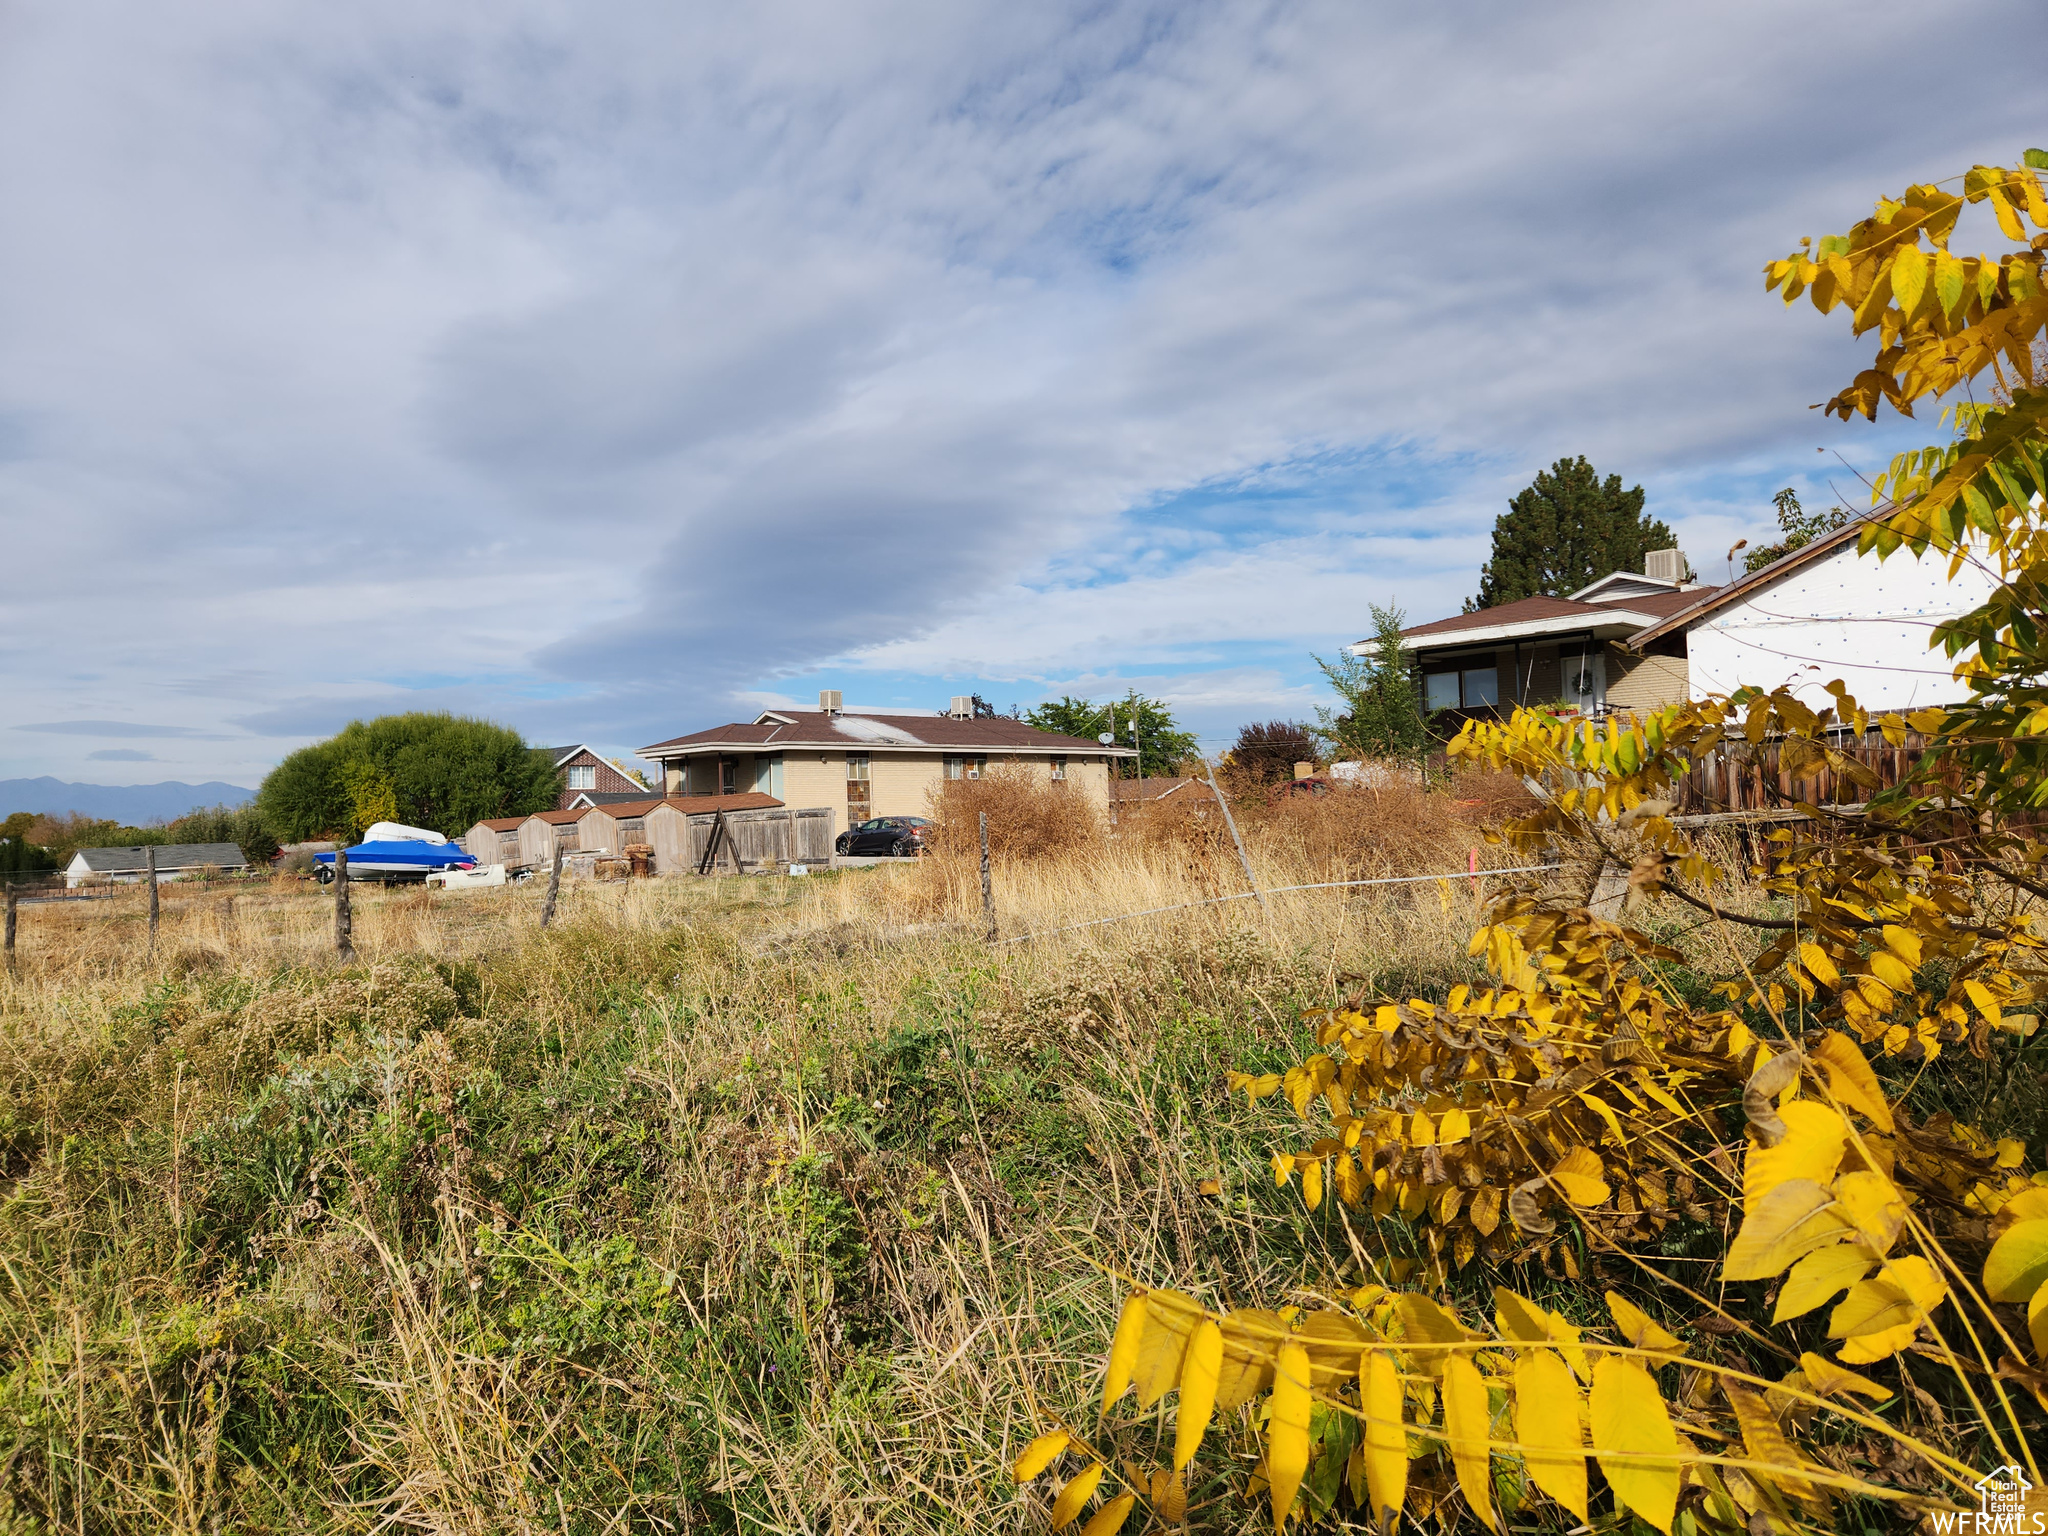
[315,840,478,871]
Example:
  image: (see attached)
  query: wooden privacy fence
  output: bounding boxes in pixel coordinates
[684,807,835,874]
[1670,732,1937,818]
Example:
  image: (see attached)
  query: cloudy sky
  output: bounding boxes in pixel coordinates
[1,1,2037,788]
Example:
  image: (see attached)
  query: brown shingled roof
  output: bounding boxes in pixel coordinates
[573,793,783,817]
[1401,584,1721,643]
[641,710,1126,757]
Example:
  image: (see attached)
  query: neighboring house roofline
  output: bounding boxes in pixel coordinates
[638,710,1133,759]
[1402,608,1663,651]
[1629,513,1884,650]
[1567,570,1684,602]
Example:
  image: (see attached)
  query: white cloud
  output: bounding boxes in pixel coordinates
[0,0,2035,780]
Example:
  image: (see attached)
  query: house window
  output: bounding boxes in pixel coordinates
[567,764,596,790]
[719,759,737,796]
[1425,669,1500,710]
[846,754,871,814]
[1050,755,1066,781]
[753,756,784,798]
[944,755,986,780]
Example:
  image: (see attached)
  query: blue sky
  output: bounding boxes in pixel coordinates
[0,0,2036,784]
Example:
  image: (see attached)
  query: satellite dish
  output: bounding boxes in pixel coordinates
[1097,732,1115,745]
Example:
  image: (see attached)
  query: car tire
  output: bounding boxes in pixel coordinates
[891,839,912,857]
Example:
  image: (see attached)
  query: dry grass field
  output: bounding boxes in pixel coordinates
[0,779,2032,1533]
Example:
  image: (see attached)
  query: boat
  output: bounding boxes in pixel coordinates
[314,822,478,884]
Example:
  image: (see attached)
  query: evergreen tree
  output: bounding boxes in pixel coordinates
[1230,721,1316,785]
[1314,604,1427,760]
[1468,456,1676,610]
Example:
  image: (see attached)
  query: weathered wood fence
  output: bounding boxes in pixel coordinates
[1670,732,1937,818]
[684,807,835,874]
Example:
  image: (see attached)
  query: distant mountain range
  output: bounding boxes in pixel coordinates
[0,777,257,824]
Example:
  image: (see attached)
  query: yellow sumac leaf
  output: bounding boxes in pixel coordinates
[1798,941,1841,989]
[1798,1351,1892,1402]
[1604,1290,1685,1353]
[1470,1183,1502,1237]
[1723,1384,1822,1510]
[1513,1350,1587,1520]
[1983,1218,2048,1303]
[1410,1111,1436,1148]
[1866,950,1914,990]
[1078,1492,1137,1536]
[1438,1106,1472,1143]
[1302,1158,1324,1212]
[1964,978,2003,1028]
[1829,1256,1946,1364]
[1550,1145,1610,1206]
[1267,1343,1312,1533]
[1495,1287,1585,1375]
[1015,1427,1071,1482]
[1589,1356,1681,1534]
[1050,1463,1104,1530]
[1334,1153,1366,1208]
[1832,1170,1905,1254]
[1361,1349,1407,1533]
[1174,1320,1222,1470]
[1441,1355,1493,1530]
[1807,1033,1895,1131]
[1744,1101,1848,1214]
[1882,924,1922,967]
[2028,1283,2048,1365]
[1215,1310,1282,1410]
[1890,242,1929,315]
[1774,1245,1872,1322]
[1133,1294,1198,1407]
[1723,1179,1852,1281]
[1103,1295,1147,1409]
[1395,1293,1472,1375]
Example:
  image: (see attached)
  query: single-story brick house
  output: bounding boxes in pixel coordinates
[66,842,249,888]
[1371,550,1717,724]
[532,744,648,810]
[639,692,1136,837]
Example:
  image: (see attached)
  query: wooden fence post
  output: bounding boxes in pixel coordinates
[978,812,997,943]
[4,884,16,967]
[540,840,564,929]
[146,846,159,958]
[1202,757,1269,918]
[334,849,354,961]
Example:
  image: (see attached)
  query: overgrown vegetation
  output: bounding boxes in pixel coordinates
[1021,151,2048,1536]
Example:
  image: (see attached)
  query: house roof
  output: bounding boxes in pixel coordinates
[474,817,528,832]
[526,809,587,826]
[640,710,1132,758]
[1111,776,1217,802]
[575,793,784,818]
[1629,515,1879,650]
[70,842,248,873]
[1392,585,1720,653]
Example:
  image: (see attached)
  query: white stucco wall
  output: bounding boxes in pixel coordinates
[1685,536,1995,713]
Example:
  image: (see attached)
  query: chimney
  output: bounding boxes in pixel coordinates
[1644,548,1686,584]
[1294,761,1314,780]
[819,689,842,715]
[949,695,974,720]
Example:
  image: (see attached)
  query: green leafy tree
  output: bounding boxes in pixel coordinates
[257,713,560,842]
[1313,603,1427,759]
[1742,486,1853,573]
[0,811,57,881]
[164,804,280,866]
[1468,456,1677,609]
[1025,693,1196,778]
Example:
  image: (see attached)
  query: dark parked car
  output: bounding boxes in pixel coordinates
[835,816,930,857]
